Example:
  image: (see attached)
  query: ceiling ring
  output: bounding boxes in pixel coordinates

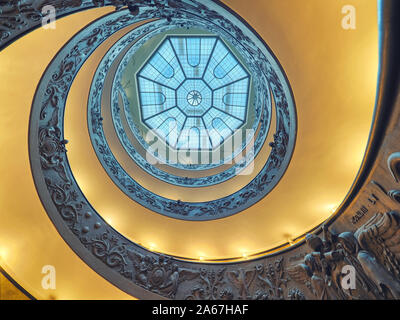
[114,28,266,171]
[89,21,271,188]
[29,1,297,299]
[116,28,265,171]
[85,17,296,219]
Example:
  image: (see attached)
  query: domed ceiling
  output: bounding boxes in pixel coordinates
[0,0,379,299]
[137,35,251,151]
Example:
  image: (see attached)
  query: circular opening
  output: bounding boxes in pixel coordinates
[187,90,202,106]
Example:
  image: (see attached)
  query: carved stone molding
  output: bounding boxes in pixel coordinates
[0,0,91,46]
[288,217,400,300]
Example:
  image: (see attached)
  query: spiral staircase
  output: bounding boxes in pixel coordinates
[0,0,399,300]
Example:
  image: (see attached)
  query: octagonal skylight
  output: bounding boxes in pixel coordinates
[137,35,250,150]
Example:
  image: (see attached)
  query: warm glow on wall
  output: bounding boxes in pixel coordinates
[327,204,339,214]
[148,243,157,251]
[0,247,7,261]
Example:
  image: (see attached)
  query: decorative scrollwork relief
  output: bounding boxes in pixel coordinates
[288,213,400,300]
[0,0,89,44]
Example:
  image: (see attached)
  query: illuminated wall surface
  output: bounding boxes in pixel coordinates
[0,0,378,299]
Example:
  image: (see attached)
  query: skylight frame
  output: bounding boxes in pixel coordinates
[137,35,251,151]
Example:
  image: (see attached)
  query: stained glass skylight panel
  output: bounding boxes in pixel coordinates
[137,35,250,150]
